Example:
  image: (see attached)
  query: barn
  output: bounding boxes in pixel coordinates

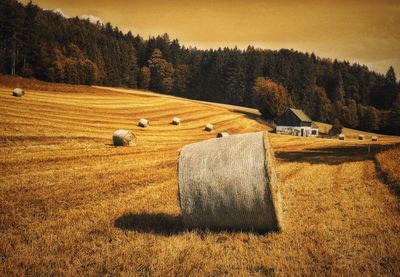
[275,108,319,137]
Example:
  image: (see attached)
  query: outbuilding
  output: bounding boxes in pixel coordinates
[275,108,319,137]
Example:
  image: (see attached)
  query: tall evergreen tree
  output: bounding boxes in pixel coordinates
[383,66,398,109]
[172,64,190,96]
[148,49,173,93]
[138,66,150,89]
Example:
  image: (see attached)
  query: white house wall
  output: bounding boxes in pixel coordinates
[276,126,318,137]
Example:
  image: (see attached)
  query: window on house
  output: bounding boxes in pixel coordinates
[311,130,317,135]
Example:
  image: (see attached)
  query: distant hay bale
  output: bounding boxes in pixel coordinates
[113,130,136,146]
[138,118,149,128]
[172,117,181,125]
[12,88,24,97]
[371,136,378,141]
[216,132,229,138]
[178,132,281,232]
[204,123,213,131]
[358,134,365,140]
[338,134,345,140]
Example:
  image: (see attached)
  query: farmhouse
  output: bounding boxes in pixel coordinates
[275,108,319,137]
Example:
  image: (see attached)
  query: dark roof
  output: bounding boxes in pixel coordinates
[289,108,312,122]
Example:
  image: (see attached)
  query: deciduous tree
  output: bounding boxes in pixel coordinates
[252,77,291,119]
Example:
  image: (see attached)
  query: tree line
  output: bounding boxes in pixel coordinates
[1,0,399,134]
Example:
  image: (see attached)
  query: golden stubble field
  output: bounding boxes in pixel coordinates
[1,77,400,276]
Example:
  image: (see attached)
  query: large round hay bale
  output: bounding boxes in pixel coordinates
[12,88,24,97]
[216,132,229,138]
[113,130,136,146]
[178,132,281,232]
[204,123,213,131]
[338,134,345,140]
[172,117,181,125]
[371,136,378,141]
[358,134,365,140]
[138,118,149,128]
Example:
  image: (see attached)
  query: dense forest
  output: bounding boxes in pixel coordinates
[1,0,399,134]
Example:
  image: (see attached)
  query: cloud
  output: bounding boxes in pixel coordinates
[52,8,69,18]
[79,14,103,25]
[47,9,102,25]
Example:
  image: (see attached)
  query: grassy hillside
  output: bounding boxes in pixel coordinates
[96,86,397,138]
[1,77,400,275]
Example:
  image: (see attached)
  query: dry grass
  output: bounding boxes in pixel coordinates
[375,146,400,194]
[1,76,400,276]
[315,121,391,138]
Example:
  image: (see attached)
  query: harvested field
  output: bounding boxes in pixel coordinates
[375,146,400,195]
[1,77,400,276]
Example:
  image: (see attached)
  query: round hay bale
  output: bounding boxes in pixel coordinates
[113,130,136,146]
[338,134,345,140]
[178,132,281,232]
[172,117,181,125]
[216,132,229,138]
[138,118,149,128]
[358,134,365,140]
[204,123,213,131]
[12,88,24,97]
[371,136,378,141]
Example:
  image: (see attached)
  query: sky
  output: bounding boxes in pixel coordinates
[21,0,400,75]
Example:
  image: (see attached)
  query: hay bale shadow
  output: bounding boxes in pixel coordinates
[114,213,184,236]
[275,145,375,165]
[230,109,258,120]
[276,142,400,166]
[114,212,274,235]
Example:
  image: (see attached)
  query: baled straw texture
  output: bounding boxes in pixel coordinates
[204,123,213,131]
[216,132,229,138]
[138,118,149,128]
[12,88,24,97]
[113,130,136,146]
[178,131,280,232]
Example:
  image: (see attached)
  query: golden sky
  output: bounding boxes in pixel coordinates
[22,0,400,75]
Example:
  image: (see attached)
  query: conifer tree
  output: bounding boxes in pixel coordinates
[383,66,398,109]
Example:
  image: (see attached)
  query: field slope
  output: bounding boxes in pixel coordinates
[1,79,400,276]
